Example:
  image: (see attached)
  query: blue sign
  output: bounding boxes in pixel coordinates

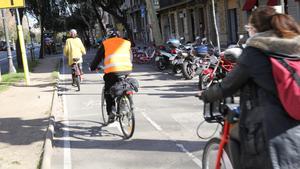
[141,5,145,18]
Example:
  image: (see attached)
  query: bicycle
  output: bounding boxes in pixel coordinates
[71,58,82,91]
[101,75,137,139]
[196,97,240,169]
[132,46,157,64]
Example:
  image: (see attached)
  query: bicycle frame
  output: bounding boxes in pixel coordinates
[215,120,230,169]
[200,99,239,169]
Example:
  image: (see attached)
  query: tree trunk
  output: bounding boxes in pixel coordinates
[97,2,134,44]
[93,6,106,36]
[118,18,133,43]
[145,0,163,45]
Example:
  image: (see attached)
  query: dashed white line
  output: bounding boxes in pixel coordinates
[176,144,202,167]
[140,111,162,131]
[140,110,202,168]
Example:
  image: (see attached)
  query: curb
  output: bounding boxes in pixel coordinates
[41,88,58,169]
[41,56,62,169]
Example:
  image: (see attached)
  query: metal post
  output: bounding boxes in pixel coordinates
[211,0,221,53]
[1,9,16,73]
[15,8,30,85]
[281,0,285,14]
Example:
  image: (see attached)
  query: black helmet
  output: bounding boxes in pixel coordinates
[107,28,119,38]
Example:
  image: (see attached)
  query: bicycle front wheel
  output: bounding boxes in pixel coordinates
[118,95,135,139]
[101,87,109,125]
[202,138,234,169]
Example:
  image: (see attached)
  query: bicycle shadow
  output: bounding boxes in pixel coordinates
[53,119,206,153]
[54,120,124,141]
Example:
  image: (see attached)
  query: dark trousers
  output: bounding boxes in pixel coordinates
[103,73,129,115]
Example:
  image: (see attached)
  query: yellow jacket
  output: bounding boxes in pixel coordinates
[64,37,86,65]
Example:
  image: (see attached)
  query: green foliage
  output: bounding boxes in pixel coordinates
[0,73,24,92]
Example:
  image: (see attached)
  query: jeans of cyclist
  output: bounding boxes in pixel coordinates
[103,73,129,115]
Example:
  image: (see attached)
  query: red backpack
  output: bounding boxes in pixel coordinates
[268,53,300,120]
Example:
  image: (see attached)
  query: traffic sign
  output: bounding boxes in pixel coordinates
[0,0,25,9]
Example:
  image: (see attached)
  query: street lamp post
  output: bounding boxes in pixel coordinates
[1,9,16,73]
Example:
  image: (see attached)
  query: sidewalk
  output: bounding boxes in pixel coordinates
[0,54,60,169]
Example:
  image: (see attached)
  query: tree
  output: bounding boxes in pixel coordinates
[92,0,134,42]
[26,0,67,59]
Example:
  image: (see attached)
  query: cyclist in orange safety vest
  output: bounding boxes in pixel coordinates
[90,29,132,123]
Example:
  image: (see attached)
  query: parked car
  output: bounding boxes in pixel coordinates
[0,41,14,51]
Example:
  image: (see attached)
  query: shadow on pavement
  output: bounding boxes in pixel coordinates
[53,120,205,153]
[0,117,49,145]
[54,120,123,140]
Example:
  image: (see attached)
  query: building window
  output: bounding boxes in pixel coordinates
[170,13,176,36]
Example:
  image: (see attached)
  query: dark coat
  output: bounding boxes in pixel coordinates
[201,31,300,169]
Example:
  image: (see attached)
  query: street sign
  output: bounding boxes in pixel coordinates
[0,0,25,9]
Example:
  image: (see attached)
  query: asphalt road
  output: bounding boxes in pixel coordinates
[52,51,218,169]
[0,47,40,73]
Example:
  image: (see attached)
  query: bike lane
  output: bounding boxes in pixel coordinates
[51,50,213,169]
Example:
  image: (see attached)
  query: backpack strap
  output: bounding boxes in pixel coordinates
[262,50,300,86]
[276,58,300,86]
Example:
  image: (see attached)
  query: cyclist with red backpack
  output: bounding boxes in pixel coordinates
[198,7,300,169]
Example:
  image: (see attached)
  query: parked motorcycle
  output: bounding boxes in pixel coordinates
[155,45,176,70]
[155,38,185,71]
[181,37,213,80]
[170,43,192,74]
[198,35,244,90]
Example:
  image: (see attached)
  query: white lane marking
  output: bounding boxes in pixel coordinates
[140,111,162,131]
[61,57,72,169]
[176,144,202,168]
[140,109,202,168]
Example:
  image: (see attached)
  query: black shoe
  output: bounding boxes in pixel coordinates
[108,114,115,123]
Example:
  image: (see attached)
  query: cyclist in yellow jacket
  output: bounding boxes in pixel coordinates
[90,29,132,123]
[64,29,86,83]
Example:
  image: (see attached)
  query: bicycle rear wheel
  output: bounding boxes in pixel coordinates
[101,87,109,125]
[202,138,234,169]
[118,95,135,139]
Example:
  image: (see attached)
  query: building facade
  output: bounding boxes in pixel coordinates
[221,0,300,45]
[122,0,300,46]
[157,0,207,43]
[122,0,160,44]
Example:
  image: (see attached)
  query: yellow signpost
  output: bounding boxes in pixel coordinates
[0,0,30,85]
[0,0,25,9]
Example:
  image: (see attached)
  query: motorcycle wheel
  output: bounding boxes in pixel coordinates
[182,61,195,80]
[156,58,166,71]
[198,74,213,90]
[172,65,182,74]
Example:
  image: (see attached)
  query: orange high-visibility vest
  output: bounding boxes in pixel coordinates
[103,37,132,74]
